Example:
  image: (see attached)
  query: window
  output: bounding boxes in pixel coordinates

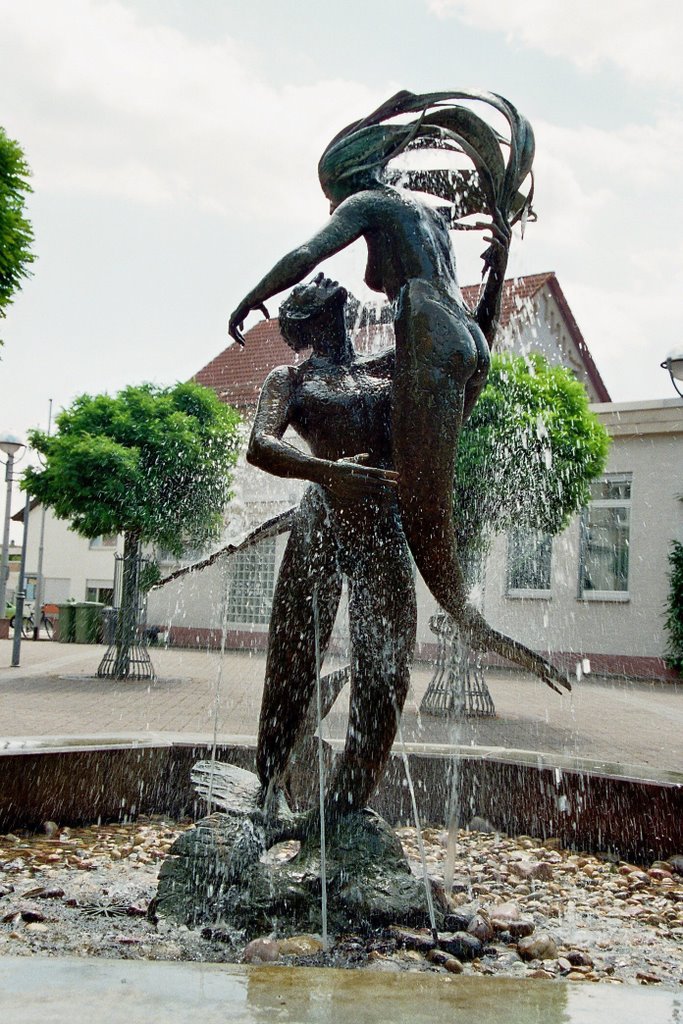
[580,475,631,599]
[507,529,552,596]
[89,535,118,549]
[86,580,114,604]
[156,544,204,566]
[225,538,277,625]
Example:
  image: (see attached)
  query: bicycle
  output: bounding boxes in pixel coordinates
[10,604,57,640]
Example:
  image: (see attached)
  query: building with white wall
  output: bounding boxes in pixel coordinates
[10,499,122,607]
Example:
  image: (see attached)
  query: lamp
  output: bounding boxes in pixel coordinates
[661,348,683,398]
[0,432,27,618]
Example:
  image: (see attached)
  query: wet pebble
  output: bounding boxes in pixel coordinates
[243,938,280,964]
[277,935,324,957]
[517,933,558,961]
[436,932,482,961]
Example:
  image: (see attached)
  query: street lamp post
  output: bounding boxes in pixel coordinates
[0,432,26,619]
[661,348,683,398]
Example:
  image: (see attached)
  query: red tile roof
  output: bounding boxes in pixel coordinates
[195,272,609,408]
[194,319,309,409]
[461,271,554,326]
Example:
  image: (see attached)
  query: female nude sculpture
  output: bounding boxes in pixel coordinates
[230,89,569,693]
[248,274,416,822]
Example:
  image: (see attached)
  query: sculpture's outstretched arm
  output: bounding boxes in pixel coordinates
[247,366,398,500]
[228,198,368,345]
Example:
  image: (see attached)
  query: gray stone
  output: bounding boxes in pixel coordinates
[667,855,683,876]
[436,932,483,961]
[468,817,496,834]
[388,926,436,953]
[443,909,475,931]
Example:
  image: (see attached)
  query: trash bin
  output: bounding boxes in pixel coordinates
[73,602,104,644]
[56,604,76,643]
[101,606,117,645]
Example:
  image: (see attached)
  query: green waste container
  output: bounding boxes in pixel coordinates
[57,604,76,643]
[73,602,104,644]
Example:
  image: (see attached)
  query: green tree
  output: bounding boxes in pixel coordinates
[422,353,610,716]
[454,353,610,559]
[23,381,241,678]
[664,539,683,673]
[0,127,35,335]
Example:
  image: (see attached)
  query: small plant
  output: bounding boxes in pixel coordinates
[664,540,683,673]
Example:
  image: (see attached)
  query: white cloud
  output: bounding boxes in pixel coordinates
[501,110,683,398]
[0,0,384,225]
[427,0,683,89]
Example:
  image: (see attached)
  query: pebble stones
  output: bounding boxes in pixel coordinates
[1,820,682,988]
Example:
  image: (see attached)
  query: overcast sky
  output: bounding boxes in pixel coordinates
[1,0,682,482]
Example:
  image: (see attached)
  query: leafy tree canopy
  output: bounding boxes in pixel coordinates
[0,127,35,321]
[664,538,683,673]
[454,354,610,554]
[23,382,241,556]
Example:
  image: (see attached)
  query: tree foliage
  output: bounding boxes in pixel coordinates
[0,127,35,324]
[664,539,683,673]
[454,354,610,554]
[23,382,241,555]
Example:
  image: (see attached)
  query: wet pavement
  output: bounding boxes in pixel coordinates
[0,640,680,776]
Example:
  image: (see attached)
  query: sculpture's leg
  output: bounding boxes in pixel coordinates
[393,279,473,619]
[393,281,570,692]
[256,510,343,794]
[324,539,416,822]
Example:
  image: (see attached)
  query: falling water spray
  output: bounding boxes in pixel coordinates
[312,587,329,951]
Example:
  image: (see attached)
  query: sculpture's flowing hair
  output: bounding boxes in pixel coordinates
[318,89,535,228]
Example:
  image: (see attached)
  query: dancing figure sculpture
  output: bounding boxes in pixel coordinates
[230,89,569,693]
[248,274,416,823]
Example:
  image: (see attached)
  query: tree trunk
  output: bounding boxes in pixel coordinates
[112,530,141,679]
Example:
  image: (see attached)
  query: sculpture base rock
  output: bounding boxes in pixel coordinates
[150,766,445,938]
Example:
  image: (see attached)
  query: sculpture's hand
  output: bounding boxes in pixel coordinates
[324,454,399,501]
[228,300,270,347]
[475,207,512,272]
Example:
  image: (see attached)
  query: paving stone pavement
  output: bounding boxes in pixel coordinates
[0,640,681,775]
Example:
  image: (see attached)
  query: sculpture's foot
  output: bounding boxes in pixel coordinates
[460,605,571,694]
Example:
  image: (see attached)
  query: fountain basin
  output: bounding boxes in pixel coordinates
[0,737,680,862]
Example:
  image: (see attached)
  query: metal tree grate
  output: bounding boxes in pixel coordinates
[420,613,495,718]
[97,551,155,681]
[97,640,155,681]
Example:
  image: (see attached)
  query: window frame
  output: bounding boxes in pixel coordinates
[578,473,632,602]
[89,534,119,550]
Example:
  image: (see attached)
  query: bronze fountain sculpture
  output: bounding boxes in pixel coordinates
[229,89,568,697]
[153,89,570,936]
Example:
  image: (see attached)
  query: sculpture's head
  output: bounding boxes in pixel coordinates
[279,274,348,353]
[318,124,408,209]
